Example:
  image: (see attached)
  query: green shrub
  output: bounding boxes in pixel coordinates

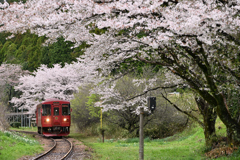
[97,126,109,135]
[10,122,21,128]
[125,137,139,143]
[144,123,173,139]
[124,137,151,143]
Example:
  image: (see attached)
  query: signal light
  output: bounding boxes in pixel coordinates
[147,97,156,111]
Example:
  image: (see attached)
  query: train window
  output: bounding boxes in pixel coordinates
[54,107,59,116]
[62,104,70,115]
[42,104,51,116]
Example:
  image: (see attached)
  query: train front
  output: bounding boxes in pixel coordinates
[39,100,71,137]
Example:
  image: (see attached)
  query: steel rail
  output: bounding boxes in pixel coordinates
[61,138,73,160]
[33,138,56,160]
[12,130,73,160]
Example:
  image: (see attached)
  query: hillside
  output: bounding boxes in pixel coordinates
[0,31,88,71]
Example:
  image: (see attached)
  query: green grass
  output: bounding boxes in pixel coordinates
[9,122,240,160]
[0,130,43,160]
[69,126,207,160]
[9,126,38,132]
[69,123,240,160]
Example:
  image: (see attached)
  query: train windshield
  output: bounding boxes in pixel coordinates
[42,104,51,116]
[54,107,59,116]
[62,104,70,115]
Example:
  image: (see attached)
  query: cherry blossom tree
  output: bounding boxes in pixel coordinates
[0,63,26,86]
[1,0,240,145]
[10,60,98,112]
[83,0,240,146]
[93,67,186,134]
[82,0,240,145]
[0,63,28,130]
[0,63,28,105]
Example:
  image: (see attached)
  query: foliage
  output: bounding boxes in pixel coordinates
[144,122,184,139]
[0,31,86,71]
[40,36,75,68]
[0,31,43,71]
[0,0,27,3]
[86,93,101,118]
[97,125,108,135]
[89,27,108,35]
[71,85,100,131]
[10,122,21,128]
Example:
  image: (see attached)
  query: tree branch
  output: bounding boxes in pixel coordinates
[127,84,181,101]
[136,56,172,67]
[161,93,204,127]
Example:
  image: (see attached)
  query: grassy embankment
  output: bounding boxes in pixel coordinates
[70,124,205,160]
[0,129,42,160]
[5,120,240,160]
[69,120,240,160]
[9,126,37,132]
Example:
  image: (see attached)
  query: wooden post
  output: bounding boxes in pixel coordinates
[100,108,104,143]
[102,130,104,143]
[139,107,144,160]
[100,108,102,129]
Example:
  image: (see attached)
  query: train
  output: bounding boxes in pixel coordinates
[35,98,71,137]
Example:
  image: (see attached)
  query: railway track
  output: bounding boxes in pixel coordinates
[34,137,73,160]
[12,130,73,160]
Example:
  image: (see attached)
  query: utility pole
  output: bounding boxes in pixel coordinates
[139,107,144,160]
[139,97,156,160]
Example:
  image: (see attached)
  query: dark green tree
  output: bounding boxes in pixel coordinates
[40,37,75,67]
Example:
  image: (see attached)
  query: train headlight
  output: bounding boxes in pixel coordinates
[46,118,50,122]
[63,118,67,122]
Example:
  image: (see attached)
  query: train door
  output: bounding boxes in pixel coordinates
[37,106,41,126]
[37,104,42,134]
[53,104,61,126]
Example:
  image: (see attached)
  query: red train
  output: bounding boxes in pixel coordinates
[36,98,71,137]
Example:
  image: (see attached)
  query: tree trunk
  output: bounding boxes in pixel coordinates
[195,97,217,147]
[215,94,240,146]
[216,103,240,146]
[203,108,217,147]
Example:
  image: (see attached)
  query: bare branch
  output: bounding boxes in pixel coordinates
[161,93,204,127]
[136,56,172,67]
[127,84,181,101]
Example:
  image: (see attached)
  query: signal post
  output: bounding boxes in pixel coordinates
[139,97,156,160]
